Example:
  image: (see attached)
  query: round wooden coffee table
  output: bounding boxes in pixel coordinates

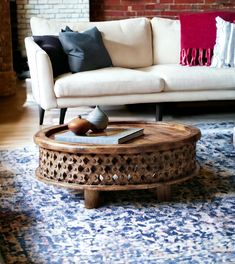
[34,121,201,208]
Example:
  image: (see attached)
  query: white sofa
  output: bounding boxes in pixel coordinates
[25,16,235,125]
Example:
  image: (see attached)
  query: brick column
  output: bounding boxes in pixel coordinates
[0,0,16,96]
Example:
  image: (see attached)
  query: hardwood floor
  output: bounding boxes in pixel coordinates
[0,80,91,149]
[0,80,37,149]
[0,79,234,149]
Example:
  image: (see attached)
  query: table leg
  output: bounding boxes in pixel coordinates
[154,185,171,202]
[84,189,100,209]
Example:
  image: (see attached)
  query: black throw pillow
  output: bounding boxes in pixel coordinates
[59,27,113,73]
[33,35,70,77]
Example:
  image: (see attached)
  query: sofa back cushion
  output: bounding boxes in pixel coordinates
[30,17,153,68]
[151,17,180,64]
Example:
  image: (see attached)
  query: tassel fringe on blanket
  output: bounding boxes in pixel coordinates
[180,48,213,66]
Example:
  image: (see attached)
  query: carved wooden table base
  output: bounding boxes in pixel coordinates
[34,122,201,208]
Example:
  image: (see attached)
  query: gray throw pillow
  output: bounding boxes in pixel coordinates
[59,27,113,73]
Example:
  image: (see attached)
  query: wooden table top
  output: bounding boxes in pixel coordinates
[34,121,201,154]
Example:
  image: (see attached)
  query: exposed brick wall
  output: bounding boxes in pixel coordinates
[0,0,16,95]
[90,0,235,21]
[15,0,89,57]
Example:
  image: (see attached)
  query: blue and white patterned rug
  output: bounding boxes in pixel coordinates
[0,122,235,264]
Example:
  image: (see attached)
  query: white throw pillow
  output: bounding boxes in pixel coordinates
[211,16,235,68]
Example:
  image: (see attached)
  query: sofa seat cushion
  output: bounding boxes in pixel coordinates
[138,65,235,92]
[54,67,164,98]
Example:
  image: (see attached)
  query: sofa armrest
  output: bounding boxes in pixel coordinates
[24,37,57,110]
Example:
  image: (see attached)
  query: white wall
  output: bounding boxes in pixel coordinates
[16,0,90,55]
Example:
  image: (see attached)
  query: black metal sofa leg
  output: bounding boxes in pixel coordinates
[156,103,163,121]
[59,108,67,124]
[39,105,45,125]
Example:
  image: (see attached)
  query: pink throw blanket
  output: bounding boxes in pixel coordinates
[180,11,235,66]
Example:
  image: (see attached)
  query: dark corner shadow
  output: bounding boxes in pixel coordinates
[0,210,33,264]
[0,169,37,264]
[0,170,17,196]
